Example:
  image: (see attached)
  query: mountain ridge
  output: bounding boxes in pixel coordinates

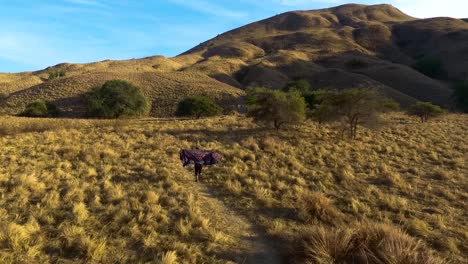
[1,3,467,116]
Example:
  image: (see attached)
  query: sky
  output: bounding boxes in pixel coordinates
[0,0,466,73]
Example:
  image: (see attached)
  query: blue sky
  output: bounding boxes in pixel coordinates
[0,0,466,73]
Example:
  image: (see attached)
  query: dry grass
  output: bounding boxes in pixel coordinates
[0,73,43,94]
[286,222,445,264]
[0,70,243,117]
[0,118,237,263]
[0,113,466,263]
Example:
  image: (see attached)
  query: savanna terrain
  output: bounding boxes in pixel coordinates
[0,114,466,263]
[0,3,467,264]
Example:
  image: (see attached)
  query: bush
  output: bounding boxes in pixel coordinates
[175,96,223,119]
[408,102,445,122]
[0,93,8,101]
[247,87,306,130]
[453,81,468,112]
[87,80,148,119]
[20,100,60,118]
[413,57,443,78]
[312,88,399,139]
[48,70,66,80]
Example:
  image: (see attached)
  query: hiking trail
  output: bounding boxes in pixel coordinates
[177,172,281,264]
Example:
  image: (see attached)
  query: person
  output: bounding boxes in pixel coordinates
[179,149,223,183]
[194,163,203,182]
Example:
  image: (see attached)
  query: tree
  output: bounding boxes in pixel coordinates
[282,79,320,110]
[247,87,306,130]
[86,80,148,119]
[313,88,398,139]
[282,79,311,94]
[408,102,445,122]
[20,100,60,117]
[307,90,338,125]
[453,81,468,112]
[175,96,223,119]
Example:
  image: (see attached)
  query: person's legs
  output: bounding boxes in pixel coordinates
[194,164,201,182]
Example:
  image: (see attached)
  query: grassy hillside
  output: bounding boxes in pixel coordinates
[0,56,244,117]
[0,114,466,263]
[182,4,464,107]
[1,4,467,116]
[1,71,242,117]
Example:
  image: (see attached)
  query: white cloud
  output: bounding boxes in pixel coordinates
[388,0,468,18]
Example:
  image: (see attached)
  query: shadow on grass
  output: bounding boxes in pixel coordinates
[162,127,271,144]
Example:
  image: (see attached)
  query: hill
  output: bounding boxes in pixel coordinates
[0,58,243,117]
[181,4,467,107]
[1,4,468,116]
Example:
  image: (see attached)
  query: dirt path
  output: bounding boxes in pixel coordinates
[177,172,281,263]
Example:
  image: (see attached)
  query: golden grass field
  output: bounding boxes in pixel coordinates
[0,113,466,263]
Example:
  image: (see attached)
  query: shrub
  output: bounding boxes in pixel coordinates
[86,80,148,119]
[175,96,222,119]
[46,102,61,117]
[0,93,8,101]
[20,100,60,118]
[413,57,443,78]
[247,87,306,130]
[453,81,468,112]
[408,102,445,122]
[313,88,399,139]
[48,70,66,80]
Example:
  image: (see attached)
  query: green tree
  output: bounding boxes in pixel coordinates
[313,88,398,139]
[408,102,445,122]
[282,79,311,94]
[247,87,306,130]
[308,90,338,125]
[21,100,60,117]
[87,80,148,119]
[282,79,322,110]
[453,81,468,112]
[175,96,223,119]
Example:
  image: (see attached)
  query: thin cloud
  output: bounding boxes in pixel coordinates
[168,0,248,18]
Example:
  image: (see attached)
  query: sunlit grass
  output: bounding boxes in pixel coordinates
[0,113,466,263]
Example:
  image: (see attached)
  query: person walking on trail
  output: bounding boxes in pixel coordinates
[179,149,223,182]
